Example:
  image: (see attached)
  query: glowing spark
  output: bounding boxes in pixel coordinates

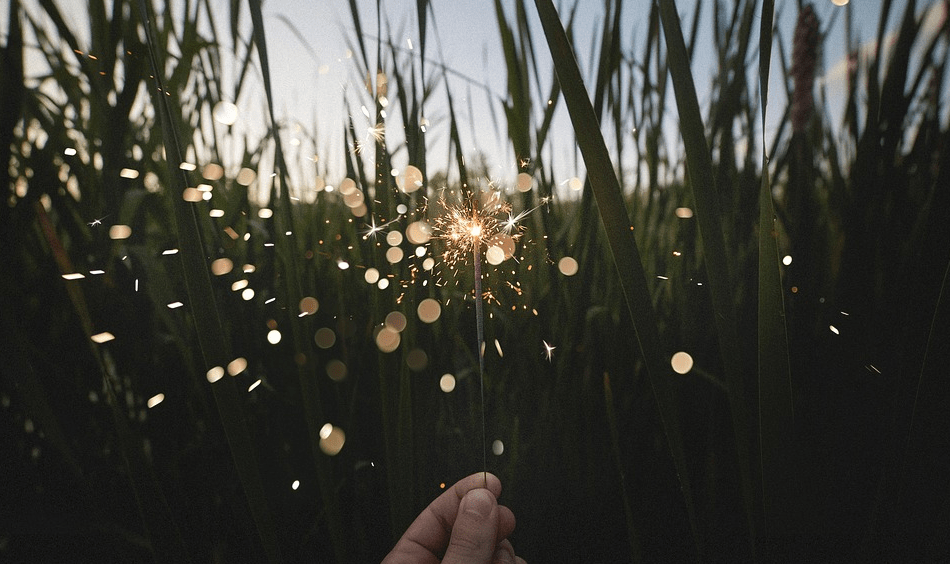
[87,215,108,227]
[543,340,556,361]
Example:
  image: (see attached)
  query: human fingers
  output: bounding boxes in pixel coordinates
[497,503,516,541]
[442,488,499,564]
[382,473,502,563]
[493,539,528,564]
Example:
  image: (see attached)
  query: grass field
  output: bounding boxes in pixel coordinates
[2,0,949,562]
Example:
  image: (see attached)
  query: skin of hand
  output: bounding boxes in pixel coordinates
[381,472,526,564]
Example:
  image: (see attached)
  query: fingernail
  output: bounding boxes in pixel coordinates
[462,488,494,518]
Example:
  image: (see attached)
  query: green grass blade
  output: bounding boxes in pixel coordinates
[246,0,349,560]
[755,0,799,546]
[656,0,756,551]
[532,0,699,556]
[134,2,282,562]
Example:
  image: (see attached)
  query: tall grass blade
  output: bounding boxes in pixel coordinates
[656,0,755,551]
[532,0,699,556]
[755,0,798,546]
[246,0,349,559]
[134,1,282,561]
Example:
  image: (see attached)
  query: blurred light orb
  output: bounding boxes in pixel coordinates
[675,207,694,218]
[147,393,165,409]
[241,288,255,301]
[182,187,202,202]
[314,327,336,349]
[422,257,435,271]
[376,327,401,353]
[267,330,281,345]
[206,366,225,383]
[487,234,515,260]
[385,311,408,332]
[439,374,456,393]
[339,177,357,195]
[568,177,583,191]
[202,163,224,180]
[386,230,403,246]
[782,255,793,266]
[492,440,505,456]
[406,349,428,371]
[258,208,273,219]
[486,246,505,265]
[397,204,408,214]
[831,0,848,5]
[558,256,579,276]
[402,165,424,193]
[326,359,347,382]
[299,296,319,315]
[236,167,256,186]
[377,278,390,290]
[406,221,432,244]
[212,101,239,125]
[227,357,247,376]
[364,267,380,284]
[338,261,350,270]
[386,247,404,264]
[91,332,115,344]
[291,480,300,491]
[319,425,346,456]
[109,224,132,240]
[417,298,442,323]
[516,172,533,192]
[671,351,694,374]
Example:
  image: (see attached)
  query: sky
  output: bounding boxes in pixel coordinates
[258,0,894,186]
[6,0,938,191]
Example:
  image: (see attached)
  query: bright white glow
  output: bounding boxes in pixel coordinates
[206,366,224,383]
[492,440,504,455]
[782,255,793,266]
[267,330,281,344]
[671,351,694,374]
[439,374,456,393]
[147,393,165,408]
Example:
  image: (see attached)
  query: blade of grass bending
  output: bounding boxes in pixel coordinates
[246,0,349,560]
[655,0,756,551]
[604,373,643,564]
[756,0,798,543]
[532,0,699,556]
[134,2,282,562]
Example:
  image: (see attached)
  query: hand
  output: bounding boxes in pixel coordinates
[382,472,525,564]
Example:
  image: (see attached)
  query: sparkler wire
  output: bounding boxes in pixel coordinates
[474,243,488,487]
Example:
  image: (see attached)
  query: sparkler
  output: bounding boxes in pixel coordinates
[430,187,543,483]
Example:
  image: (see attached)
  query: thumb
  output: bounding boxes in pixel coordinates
[442,488,499,564]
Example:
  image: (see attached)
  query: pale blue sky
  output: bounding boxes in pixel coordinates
[260,0,897,186]
[9,0,939,191]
